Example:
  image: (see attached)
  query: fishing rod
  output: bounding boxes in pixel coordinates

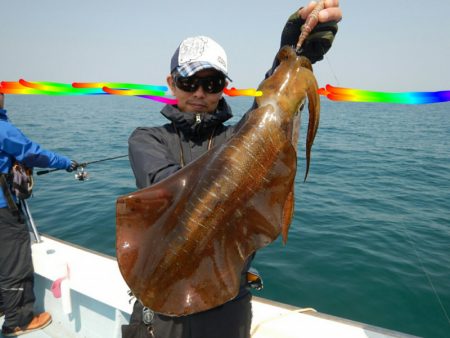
[21,199,42,243]
[36,154,128,179]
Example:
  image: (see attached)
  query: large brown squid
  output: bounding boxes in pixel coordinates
[116,44,320,316]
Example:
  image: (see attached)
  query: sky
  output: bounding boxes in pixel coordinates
[2,0,450,92]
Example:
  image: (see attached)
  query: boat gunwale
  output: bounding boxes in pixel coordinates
[252,296,421,338]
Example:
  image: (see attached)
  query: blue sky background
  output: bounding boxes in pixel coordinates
[2,0,450,91]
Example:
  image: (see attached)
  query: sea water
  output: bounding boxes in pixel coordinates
[6,95,450,338]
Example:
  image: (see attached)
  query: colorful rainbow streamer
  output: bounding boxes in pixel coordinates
[318,84,450,104]
[223,87,263,97]
[4,80,448,105]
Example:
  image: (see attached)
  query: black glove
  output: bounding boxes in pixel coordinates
[265,10,339,79]
[280,10,338,64]
[66,160,79,172]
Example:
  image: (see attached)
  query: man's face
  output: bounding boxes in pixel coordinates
[167,69,227,113]
[0,93,4,109]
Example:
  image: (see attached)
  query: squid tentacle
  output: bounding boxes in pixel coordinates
[296,0,326,52]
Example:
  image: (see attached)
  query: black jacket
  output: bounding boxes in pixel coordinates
[129,98,236,188]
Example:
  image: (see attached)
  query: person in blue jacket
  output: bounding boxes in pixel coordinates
[0,93,77,336]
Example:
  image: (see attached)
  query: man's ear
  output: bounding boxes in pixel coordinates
[167,76,176,94]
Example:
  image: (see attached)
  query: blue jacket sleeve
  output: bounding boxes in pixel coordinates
[0,121,71,169]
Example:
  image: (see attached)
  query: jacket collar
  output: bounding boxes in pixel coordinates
[161,98,233,136]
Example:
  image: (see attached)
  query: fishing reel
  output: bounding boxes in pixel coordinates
[74,165,89,181]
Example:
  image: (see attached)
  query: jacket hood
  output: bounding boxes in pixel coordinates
[161,98,233,136]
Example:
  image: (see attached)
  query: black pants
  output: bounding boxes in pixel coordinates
[0,208,35,329]
[123,292,252,338]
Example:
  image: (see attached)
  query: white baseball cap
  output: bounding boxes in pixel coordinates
[170,36,231,80]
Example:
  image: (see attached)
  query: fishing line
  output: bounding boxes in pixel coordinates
[321,43,340,86]
[322,45,449,327]
[324,53,340,86]
[399,222,450,326]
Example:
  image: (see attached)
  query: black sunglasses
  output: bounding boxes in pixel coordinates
[174,74,226,94]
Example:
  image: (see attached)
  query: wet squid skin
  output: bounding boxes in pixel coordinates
[116,46,320,316]
[256,46,320,183]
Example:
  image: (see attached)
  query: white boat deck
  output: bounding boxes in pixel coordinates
[1,235,421,338]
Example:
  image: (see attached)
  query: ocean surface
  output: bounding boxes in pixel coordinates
[6,95,450,338]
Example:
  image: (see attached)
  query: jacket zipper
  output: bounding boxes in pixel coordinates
[195,113,201,124]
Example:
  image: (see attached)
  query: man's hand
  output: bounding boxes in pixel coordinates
[66,160,79,172]
[0,93,4,110]
[299,0,342,23]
